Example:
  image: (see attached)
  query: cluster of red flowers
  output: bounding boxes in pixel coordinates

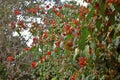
[78,57,87,68]
[31,62,37,68]
[14,10,21,15]
[10,21,15,29]
[30,51,51,68]
[26,7,40,14]
[70,73,77,80]
[46,51,51,55]
[7,56,13,62]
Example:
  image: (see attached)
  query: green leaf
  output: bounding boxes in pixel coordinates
[16,30,21,36]
[51,77,57,80]
[100,0,105,15]
[118,55,120,63]
[96,19,102,30]
[65,34,72,40]
[86,7,94,23]
[65,49,69,54]
[56,48,61,54]
[86,0,96,23]
[79,27,90,50]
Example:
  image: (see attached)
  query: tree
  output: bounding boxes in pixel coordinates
[1,0,120,79]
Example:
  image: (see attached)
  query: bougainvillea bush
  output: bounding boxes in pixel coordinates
[0,0,120,80]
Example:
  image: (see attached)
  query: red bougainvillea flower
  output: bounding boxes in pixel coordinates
[62,24,70,32]
[26,9,36,14]
[22,24,27,29]
[39,56,46,63]
[58,6,62,9]
[43,19,47,24]
[70,73,77,80]
[85,0,92,3]
[7,56,13,62]
[56,11,61,16]
[89,47,92,54]
[33,37,37,43]
[42,31,47,39]
[52,6,56,12]
[17,20,23,26]
[24,48,29,51]
[46,5,50,8]
[10,21,15,29]
[78,57,87,68]
[31,62,37,68]
[64,4,68,7]
[26,7,40,14]
[46,51,51,55]
[94,2,99,10]
[55,41,60,47]
[41,10,45,14]
[70,4,74,9]
[73,19,79,25]
[14,10,21,15]
[49,19,56,25]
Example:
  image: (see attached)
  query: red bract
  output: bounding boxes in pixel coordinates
[64,4,68,7]
[70,73,76,80]
[31,62,37,68]
[33,37,37,43]
[73,19,79,25]
[46,51,51,55]
[63,24,70,31]
[55,41,60,47]
[42,31,47,39]
[14,10,21,15]
[43,19,47,24]
[39,56,46,63]
[50,20,55,27]
[89,47,92,54]
[10,21,15,29]
[67,39,73,47]
[85,0,92,3]
[17,20,23,26]
[41,10,45,14]
[26,7,40,14]
[78,57,87,68]
[62,32,67,36]
[7,56,13,62]
[22,24,27,29]
[49,20,53,24]
[32,22,37,26]
[94,2,99,10]
[56,11,61,16]
[70,4,74,9]
[46,5,49,8]
[58,6,62,9]
[24,48,29,51]
[52,6,56,12]
[26,9,37,14]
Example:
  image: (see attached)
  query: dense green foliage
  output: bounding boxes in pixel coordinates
[0,0,120,80]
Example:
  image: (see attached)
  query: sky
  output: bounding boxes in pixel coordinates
[13,0,87,47]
